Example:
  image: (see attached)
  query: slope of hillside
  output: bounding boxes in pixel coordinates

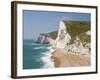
[48,31,58,40]
[64,20,90,37]
[47,20,90,44]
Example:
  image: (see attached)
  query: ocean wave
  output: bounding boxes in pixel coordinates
[33,45,52,50]
[32,43,42,45]
[46,46,51,49]
[33,46,46,50]
[40,50,55,68]
[32,43,50,46]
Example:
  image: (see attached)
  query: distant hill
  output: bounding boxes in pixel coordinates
[47,20,90,44]
[47,31,58,39]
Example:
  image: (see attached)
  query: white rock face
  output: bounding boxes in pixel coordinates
[48,20,90,55]
[36,34,49,44]
[86,30,91,35]
[55,21,71,49]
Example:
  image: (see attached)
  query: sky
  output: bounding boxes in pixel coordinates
[23,10,90,40]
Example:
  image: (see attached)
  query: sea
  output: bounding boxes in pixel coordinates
[23,40,54,69]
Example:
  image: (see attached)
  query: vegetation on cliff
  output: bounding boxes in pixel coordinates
[47,20,90,44]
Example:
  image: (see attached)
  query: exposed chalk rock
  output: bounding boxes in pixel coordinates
[36,34,49,44]
[55,21,71,48]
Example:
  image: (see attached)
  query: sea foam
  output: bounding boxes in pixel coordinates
[41,47,55,68]
[33,46,46,50]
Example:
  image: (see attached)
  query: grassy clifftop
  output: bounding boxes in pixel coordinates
[64,20,90,37]
[47,20,90,43]
[47,31,58,39]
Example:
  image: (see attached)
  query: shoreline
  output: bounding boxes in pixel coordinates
[51,48,91,67]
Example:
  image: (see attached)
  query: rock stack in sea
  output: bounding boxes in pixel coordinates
[36,33,49,44]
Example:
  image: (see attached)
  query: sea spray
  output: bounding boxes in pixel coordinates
[23,40,55,69]
[41,47,55,68]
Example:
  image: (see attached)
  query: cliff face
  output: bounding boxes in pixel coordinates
[48,20,90,43]
[48,20,90,54]
[36,34,49,44]
[36,20,91,54]
[55,21,71,48]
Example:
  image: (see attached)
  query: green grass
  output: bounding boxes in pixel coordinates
[47,31,58,39]
[63,20,90,38]
[70,32,90,44]
[46,20,91,43]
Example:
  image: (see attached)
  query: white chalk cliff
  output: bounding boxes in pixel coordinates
[49,20,90,55]
[36,34,49,44]
[55,21,71,49]
[36,20,90,55]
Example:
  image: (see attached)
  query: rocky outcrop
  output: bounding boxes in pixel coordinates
[36,20,91,55]
[65,37,90,54]
[50,20,91,55]
[36,33,49,44]
[55,21,71,48]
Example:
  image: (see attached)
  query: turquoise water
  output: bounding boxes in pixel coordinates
[23,40,53,69]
